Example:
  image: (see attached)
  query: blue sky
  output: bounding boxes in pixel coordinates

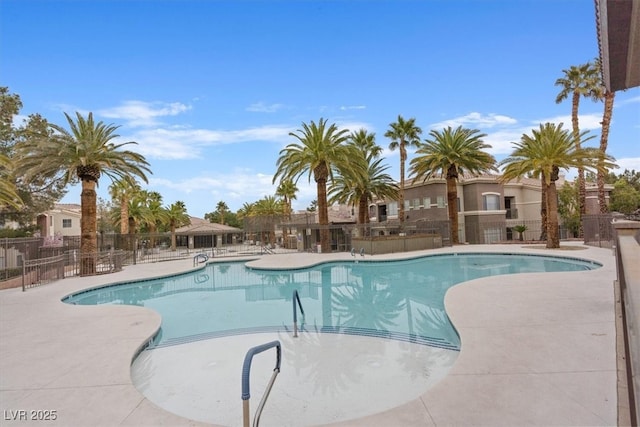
[2,0,638,218]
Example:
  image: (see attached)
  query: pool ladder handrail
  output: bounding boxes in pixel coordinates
[293,289,305,338]
[241,340,281,427]
[193,253,208,266]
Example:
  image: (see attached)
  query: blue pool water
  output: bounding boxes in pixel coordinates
[64,253,598,351]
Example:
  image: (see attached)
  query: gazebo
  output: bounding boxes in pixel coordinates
[175,217,243,250]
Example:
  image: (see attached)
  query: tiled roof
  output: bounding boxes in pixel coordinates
[175,217,242,234]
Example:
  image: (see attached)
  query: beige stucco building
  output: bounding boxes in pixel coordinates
[368,174,612,244]
[36,203,82,238]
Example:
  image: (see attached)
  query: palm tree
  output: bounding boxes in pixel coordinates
[410,126,496,244]
[329,129,398,228]
[275,179,298,219]
[139,191,167,247]
[215,201,229,225]
[17,112,150,275]
[237,202,255,221]
[275,179,298,248]
[593,58,616,213]
[385,115,422,226]
[165,201,190,251]
[555,61,600,235]
[254,195,283,245]
[0,153,22,210]
[273,118,356,253]
[499,123,607,248]
[108,177,141,234]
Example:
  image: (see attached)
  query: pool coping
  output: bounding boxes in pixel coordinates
[0,244,618,426]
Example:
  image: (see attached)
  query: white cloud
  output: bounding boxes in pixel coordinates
[535,113,602,130]
[246,102,285,113]
[124,124,294,160]
[339,105,366,111]
[615,157,640,172]
[429,112,518,130]
[98,101,191,127]
[618,95,640,106]
[149,168,304,211]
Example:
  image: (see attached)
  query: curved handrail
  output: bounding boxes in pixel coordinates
[193,253,208,266]
[293,289,305,337]
[360,247,365,257]
[241,340,281,427]
[350,247,356,257]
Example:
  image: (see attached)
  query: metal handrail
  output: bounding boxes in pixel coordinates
[360,247,365,257]
[193,253,208,266]
[241,340,281,427]
[293,289,305,338]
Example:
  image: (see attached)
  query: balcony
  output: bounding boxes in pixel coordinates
[506,208,518,219]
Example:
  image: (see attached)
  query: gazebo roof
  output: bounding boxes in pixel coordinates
[175,217,242,235]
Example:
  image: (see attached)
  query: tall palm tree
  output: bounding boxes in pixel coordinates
[593,58,616,213]
[499,123,607,248]
[273,118,356,253]
[140,191,167,247]
[236,202,255,221]
[555,61,600,234]
[108,177,141,234]
[275,179,298,219]
[329,129,398,228]
[275,179,298,248]
[410,126,496,244]
[215,201,229,225]
[254,195,283,245]
[165,201,190,251]
[385,115,422,227]
[17,112,150,275]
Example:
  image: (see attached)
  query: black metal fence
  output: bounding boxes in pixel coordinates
[5,213,625,289]
[583,214,616,249]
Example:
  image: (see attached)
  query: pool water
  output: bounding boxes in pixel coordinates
[65,253,596,351]
[63,253,598,426]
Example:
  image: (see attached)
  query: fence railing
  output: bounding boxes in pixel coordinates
[22,254,66,291]
[583,214,616,249]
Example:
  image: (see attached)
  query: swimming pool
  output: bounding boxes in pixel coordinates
[63,252,599,426]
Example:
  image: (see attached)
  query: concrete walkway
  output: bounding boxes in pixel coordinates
[0,244,618,426]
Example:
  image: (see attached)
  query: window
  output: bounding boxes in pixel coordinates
[404,200,411,210]
[423,197,431,208]
[483,194,501,210]
[437,196,445,208]
[388,201,398,216]
[414,198,421,209]
[62,219,72,228]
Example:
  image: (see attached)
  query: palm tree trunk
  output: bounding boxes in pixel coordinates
[128,217,136,252]
[446,176,459,244]
[399,144,406,227]
[120,196,129,234]
[170,223,177,251]
[540,178,547,241]
[571,91,585,238]
[149,224,157,248]
[316,176,330,253]
[598,90,615,213]
[546,181,560,248]
[577,169,586,237]
[358,197,367,237]
[80,179,98,275]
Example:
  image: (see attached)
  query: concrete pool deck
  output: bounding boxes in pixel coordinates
[0,244,620,426]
